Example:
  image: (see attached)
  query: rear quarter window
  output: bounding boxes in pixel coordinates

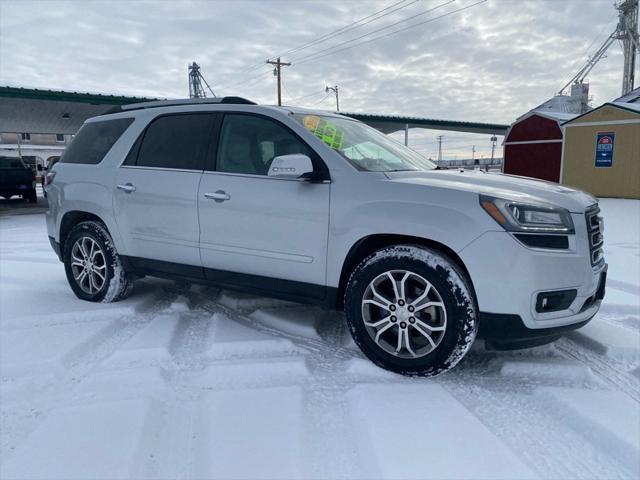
[61,117,133,165]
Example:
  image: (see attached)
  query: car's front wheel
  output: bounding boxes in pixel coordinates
[63,221,134,302]
[344,245,477,376]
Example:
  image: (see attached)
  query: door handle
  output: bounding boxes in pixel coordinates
[116,183,136,193]
[204,190,231,203]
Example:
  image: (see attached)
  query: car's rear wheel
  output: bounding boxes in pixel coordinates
[344,245,477,376]
[63,221,134,302]
[26,190,37,203]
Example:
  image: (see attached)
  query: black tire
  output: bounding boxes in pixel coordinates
[26,190,37,203]
[63,221,134,302]
[344,245,478,377]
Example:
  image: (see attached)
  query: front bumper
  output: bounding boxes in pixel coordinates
[479,267,606,348]
[459,215,606,334]
[478,313,593,349]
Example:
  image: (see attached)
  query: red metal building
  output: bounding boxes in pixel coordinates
[502,111,576,182]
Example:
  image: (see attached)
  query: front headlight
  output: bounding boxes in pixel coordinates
[479,195,574,233]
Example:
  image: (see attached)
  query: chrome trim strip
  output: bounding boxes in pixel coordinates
[131,234,200,248]
[120,165,203,174]
[200,241,313,263]
[201,170,331,183]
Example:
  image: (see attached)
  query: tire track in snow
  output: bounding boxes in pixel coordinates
[556,337,640,402]
[299,311,371,480]
[181,291,373,479]
[139,288,219,480]
[199,297,359,361]
[439,369,633,480]
[0,289,179,459]
[607,279,640,297]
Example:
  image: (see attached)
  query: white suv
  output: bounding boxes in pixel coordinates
[46,97,607,376]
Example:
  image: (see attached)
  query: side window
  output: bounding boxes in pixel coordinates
[61,118,133,165]
[136,114,214,170]
[217,114,312,176]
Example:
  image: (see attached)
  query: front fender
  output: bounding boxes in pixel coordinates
[326,186,495,287]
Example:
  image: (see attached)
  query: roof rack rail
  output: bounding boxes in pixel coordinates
[103,96,256,115]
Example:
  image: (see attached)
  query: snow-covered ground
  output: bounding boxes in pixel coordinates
[1,199,638,480]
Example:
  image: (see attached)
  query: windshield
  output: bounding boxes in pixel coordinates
[0,157,25,169]
[293,113,436,172]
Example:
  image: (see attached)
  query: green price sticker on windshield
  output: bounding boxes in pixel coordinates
[303,115,344,151]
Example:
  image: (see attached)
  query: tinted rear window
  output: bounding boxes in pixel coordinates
[61,118,133,165]
[135,114,213,170]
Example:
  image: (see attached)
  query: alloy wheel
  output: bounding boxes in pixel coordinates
[70,236,107,295]
[361,270,447,359]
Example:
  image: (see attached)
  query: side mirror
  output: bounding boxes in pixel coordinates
[36,164,43,172]
[267,154,314,180]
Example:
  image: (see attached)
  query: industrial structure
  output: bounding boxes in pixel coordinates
[556,0,639,114]
[188,62,216,98]
[504,0,638,187]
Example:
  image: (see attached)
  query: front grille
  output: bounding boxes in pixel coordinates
[585,205,604,267]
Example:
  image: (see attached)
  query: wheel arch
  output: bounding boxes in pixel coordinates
[59,211,107,255]
[335,234,475,310]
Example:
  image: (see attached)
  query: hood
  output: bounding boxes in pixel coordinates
[384,169,597,213]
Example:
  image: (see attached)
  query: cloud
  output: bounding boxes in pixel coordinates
[0,0,627,158]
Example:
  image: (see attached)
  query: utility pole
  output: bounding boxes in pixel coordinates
[266,57,291,106]
[404,124,409,146]
[326,85,339,111]
[490,135,497,162]
[437,135,443,163]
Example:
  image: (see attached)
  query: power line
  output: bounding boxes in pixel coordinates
[310,92,334,107]
[216,0,419,91]
[217,68,270,91]
[288,89,327,103]
[216,0,487,97]
[280,0,420,57]
[280,77,295,103]
[582,13,617,57]
[293,0,486,66]
[291,0,457,64]
[556,13,617,94]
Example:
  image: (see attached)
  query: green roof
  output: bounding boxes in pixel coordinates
[340,112,508,135]
[0,86,508,136]
[0,86,158,105]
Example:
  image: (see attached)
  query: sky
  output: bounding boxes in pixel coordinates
[0,0,629,160]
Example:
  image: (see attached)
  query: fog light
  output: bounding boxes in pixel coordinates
[535,289,577,313]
